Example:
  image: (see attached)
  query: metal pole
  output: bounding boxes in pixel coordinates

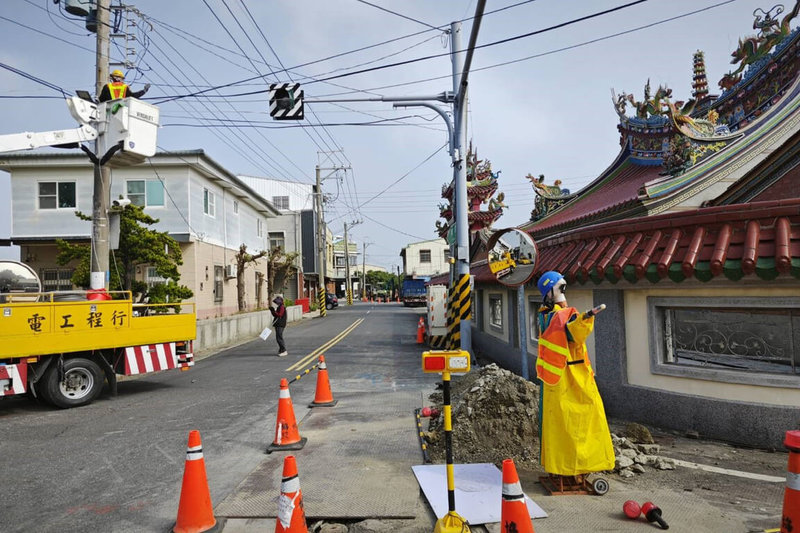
[451,21,472,354]
[362,241,368,301]
[316,165,326,317]
[90,0,110,291]
[518,285,529,380]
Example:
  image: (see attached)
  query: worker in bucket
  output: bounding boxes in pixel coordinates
[98,69,150,102]
[536,271,615,480]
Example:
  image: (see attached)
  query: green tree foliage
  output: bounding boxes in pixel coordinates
[56,203,192,305]
[365,270,401,296]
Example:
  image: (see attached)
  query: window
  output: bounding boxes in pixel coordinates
[257,218,263,237]
[214,266,223,303]
[272,196,290,210]
[528,296,541,341]
[650,297,800,386]
[444,249,452,264]
[39,182,76,209]
[269,232,285,250]
[419,249,431,263]
[145,266,169,288]
[335,255,346,268]
[204,188,215,217]
[40,268,74,291]
[233,200,239,214]
[126,180,164,207]
[489,294,503,330]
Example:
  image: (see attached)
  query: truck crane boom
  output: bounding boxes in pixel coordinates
[0,96,99,153]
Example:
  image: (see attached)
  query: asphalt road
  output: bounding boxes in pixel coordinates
[0,301,435,533]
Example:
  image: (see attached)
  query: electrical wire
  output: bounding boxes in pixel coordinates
[355,0,444,31]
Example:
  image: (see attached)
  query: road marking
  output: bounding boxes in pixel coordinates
[666,458,785,482]
[286,318,364,371]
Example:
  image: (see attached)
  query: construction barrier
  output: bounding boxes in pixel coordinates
[309,355,337,407]
[276,455,308,533]
[267,378,307,453]
[173,430,217,533]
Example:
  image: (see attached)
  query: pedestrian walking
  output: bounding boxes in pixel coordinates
[269,296,288,356]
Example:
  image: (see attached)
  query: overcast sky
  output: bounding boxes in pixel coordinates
[0,0,775,268]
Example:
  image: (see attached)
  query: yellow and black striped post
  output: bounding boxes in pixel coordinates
[434,370,470,532]
[318,287,326,317]
[347,288,353,305]
[446,275,471,350]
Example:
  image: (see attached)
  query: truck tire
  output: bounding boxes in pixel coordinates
[41,357,104,408]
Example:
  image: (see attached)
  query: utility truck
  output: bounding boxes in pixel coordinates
[0,95,195,408]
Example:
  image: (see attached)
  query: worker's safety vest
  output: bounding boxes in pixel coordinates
[107,81,127,100]
[536,307,575,386]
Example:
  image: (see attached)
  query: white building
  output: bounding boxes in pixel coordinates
[400,238,450,278]
[0,149,279,319]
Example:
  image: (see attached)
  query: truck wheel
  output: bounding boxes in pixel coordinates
[42,358,104,408]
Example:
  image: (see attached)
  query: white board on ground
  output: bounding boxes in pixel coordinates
[412,463,547,524]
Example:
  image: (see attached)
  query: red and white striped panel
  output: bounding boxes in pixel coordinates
[124,342,178,375]
[0,362,28,396]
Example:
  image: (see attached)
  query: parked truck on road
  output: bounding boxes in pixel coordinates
[0,261,195,408]
[401,277,428,307]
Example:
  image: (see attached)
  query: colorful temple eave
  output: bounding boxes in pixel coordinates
[521,198,800,285]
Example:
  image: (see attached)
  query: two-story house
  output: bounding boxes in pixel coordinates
[400,238,450,278]
[0,149,279,319]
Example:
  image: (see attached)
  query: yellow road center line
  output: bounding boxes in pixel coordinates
[286,318,364,371]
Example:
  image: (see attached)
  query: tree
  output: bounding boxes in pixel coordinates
[365,270,401,297]
[266,246,299,303]
[56,203,192,305]
[234,244,267,311]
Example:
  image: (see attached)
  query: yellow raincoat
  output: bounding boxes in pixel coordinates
[537,304,615,476]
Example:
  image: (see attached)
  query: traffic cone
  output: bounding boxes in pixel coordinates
[275,455,308,533]
[416,317,425,344]
[501,459,535,533]
[267,378,307,453]
[782,430,800,533]
[309,355,337,407]
[173,430,218,533]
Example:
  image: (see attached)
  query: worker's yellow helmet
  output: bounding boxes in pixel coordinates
[110,69,124,79]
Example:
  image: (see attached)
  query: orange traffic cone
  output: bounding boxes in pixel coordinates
[416,317,425,344]
[309,355,337,407]
[782,430,800,533]
[267,378,307,453]
[173,430,217,533]
[501,459,535,533]
[275,455,308,533]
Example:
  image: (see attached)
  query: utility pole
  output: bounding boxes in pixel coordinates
[343,222,352,305]
[315,165,326,317]
[361,241,371,301]
[90,0,111,292]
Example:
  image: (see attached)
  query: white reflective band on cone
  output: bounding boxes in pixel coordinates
[319,361,327,369]
[788,471,800,491]
[276,422,284,444]
[502,481,524,501]
[280,389,291,399]
[186,445,203,461]
[281,476,300,493]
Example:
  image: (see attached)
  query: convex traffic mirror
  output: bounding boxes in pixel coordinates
[486,228,538,287]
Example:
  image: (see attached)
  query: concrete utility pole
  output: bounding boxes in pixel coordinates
[343,222,352,305]
[315,165,326,317]
[361,241,370,300]
[90,0,111,291]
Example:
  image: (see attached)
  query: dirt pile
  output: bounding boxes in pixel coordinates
[424,363,540,470]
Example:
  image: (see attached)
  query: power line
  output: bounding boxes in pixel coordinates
[355,0,444,31]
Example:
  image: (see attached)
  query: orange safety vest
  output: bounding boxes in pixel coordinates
[536,307,575,385]
[107,81,128,100]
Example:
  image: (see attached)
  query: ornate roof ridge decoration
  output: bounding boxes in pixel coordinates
[527,173,576,222]
[718,1,800,92]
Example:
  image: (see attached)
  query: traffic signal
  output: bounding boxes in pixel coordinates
[269,83,304,120]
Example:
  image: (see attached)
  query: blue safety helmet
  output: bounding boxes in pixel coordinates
[537,271,564,299]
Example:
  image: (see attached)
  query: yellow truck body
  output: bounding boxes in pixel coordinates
[1,297,195,360]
